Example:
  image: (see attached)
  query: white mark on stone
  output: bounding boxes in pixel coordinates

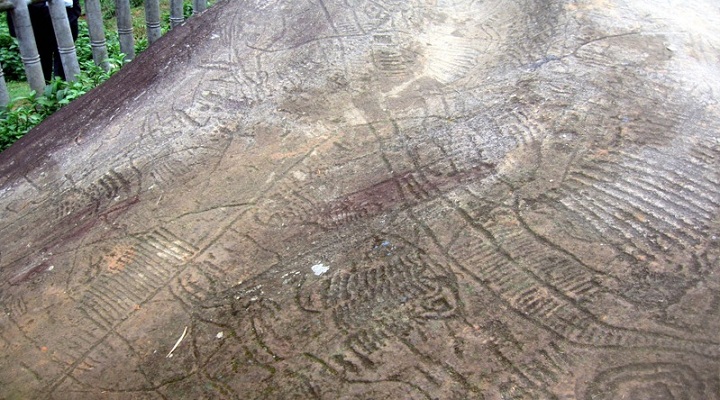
[311,263,330,276]
[166,326,188,358]
[292,170,307,181]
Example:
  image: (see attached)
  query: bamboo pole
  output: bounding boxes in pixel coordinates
[192,0,206,15]
[9,0,45,92]
[144,0,161,44]
[169,0,183,27]
[115,0,134,61]
[48,0,80,81]
[0,61,10,107]
[84,0,109,70]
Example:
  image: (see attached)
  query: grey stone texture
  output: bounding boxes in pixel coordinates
[0,0,719,398]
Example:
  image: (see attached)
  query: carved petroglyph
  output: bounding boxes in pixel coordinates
[585,363,717,400]
[194,237,479,398]
[1,0,719,398]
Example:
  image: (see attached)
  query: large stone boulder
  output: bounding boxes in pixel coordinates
[1,0,719,398]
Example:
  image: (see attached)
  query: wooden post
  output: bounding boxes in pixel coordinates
[192,0,206,15]
[144,0,161,44]
[0,61,10,107]
[48,0,80,81]
[169,0,183,27]
[9,0,45,93]
[115,0,134,61]
[84,0,110,70]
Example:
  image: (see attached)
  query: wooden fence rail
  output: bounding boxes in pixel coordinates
[0,0,208,107]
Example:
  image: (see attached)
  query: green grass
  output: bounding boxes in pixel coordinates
[6,80,30,102]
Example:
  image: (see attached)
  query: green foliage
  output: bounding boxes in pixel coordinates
[159,1,194,31]
[134,35,149,53]
[100,0,117,19]
[0,34,24,81]
[105,31,122,57]
[45,57,124,109]
[74,20,95,66]
[0,98,43,148]
[0,16,25,81]
[6,80,31,100]
[0,17,131,149]
[0,53,125,150]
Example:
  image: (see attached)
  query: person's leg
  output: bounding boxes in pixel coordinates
[29,6,54,82]
[70,17,78,41]
[37,42,53,83]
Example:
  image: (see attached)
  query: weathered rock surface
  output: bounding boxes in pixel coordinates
[1,0,719,398]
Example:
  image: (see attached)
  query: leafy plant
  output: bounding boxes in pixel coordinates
[0,97,42,149]
[134,35,149,53]
[159,0,194,31]
[0,30,25,81]
[0,53,125,150]
[100,0,116,19]
[74,20,95,66]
